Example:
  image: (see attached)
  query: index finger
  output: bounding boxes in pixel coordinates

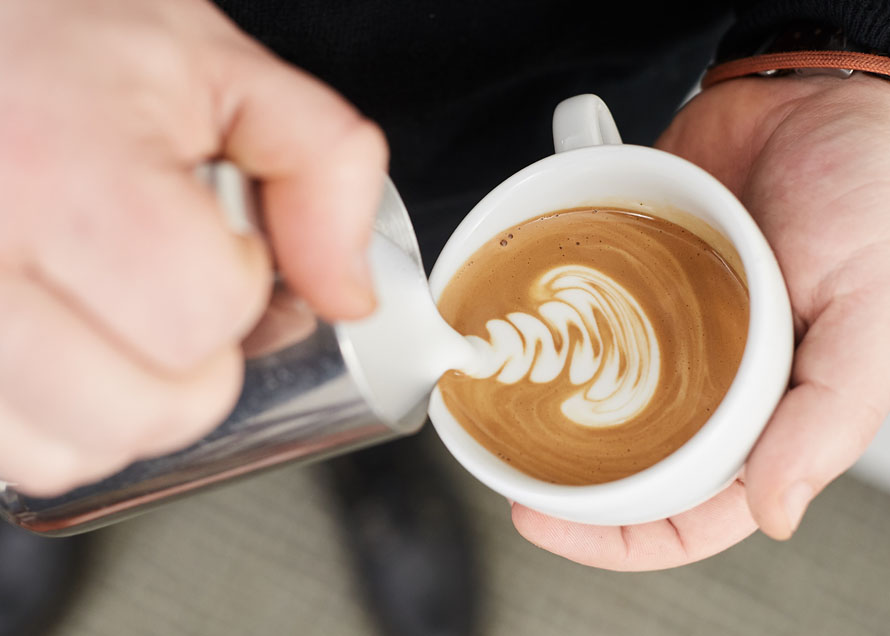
[219,51,388,321]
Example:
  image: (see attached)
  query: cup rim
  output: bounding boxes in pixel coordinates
[427,143,792,521]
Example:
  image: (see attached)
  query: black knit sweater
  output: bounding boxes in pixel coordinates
[211,0,890,258]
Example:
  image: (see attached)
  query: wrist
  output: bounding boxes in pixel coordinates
[706,20,890,89]
[660,72,890,196]
[707,71,890,123]
[708,73,890,164]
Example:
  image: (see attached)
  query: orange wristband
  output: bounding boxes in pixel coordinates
[702,50,890,89]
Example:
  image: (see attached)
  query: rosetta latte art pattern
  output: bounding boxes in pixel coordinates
[464,265,660,427]
[436,208,749,485]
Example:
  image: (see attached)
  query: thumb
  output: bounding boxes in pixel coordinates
[745,290,890,540]
[218,45,388,321]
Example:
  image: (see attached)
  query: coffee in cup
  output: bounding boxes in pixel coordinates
[437,206,748,485]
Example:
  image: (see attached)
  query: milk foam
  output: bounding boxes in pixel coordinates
[461,265,660,427]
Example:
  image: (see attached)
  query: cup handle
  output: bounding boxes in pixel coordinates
[552,94,622,154]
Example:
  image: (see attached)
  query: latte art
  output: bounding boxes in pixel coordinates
[437,208,749,485]
[464,265,660,427]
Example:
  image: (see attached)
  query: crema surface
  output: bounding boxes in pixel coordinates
[437,208,748,485]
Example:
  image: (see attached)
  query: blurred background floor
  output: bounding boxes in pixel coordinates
[42,428,890,636]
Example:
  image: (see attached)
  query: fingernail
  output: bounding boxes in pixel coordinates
[782,481,814,536]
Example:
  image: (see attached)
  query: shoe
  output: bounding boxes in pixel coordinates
[0,522,84,636]
[325,428,479,636]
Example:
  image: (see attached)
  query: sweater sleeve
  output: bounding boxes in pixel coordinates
[717,0,890,61]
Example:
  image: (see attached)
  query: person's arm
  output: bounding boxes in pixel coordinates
[512,0,890,570]
[0,0,386,495]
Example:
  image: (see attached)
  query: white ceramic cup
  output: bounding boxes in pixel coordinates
[427,94,793,526]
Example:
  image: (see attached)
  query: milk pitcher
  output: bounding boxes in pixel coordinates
[0,162,460,536]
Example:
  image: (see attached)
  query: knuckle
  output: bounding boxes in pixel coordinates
[141,304,222,376]
[333,116,389,168]
[122,198,271,374]
[210,235,273,337]
[181,348,243,430]
[17,454,132,498]
[7,449,82,498]
[159,240,271,373]
[91,395,174,455]
[61,373,188,456]
[142,348,244,455]
[0,277,47,372]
